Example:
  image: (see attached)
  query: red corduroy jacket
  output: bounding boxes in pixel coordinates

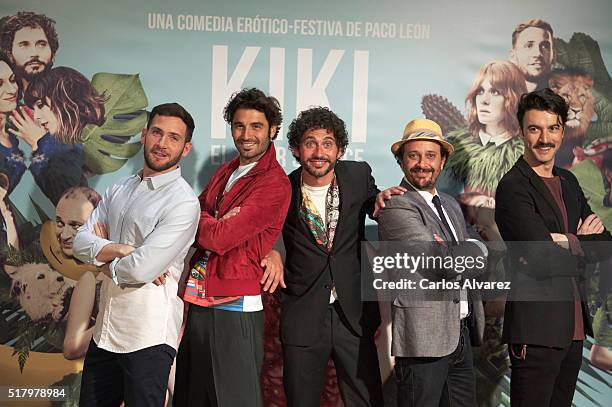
[192,143,290,296]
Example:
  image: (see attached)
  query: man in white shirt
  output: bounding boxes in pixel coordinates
[73,103,200,407]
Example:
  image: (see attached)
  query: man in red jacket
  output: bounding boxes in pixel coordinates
[174,88,291,407]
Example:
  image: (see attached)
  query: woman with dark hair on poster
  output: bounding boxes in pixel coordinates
[0,51,25,195]
[24,66,106,144]
[0,52,23,250]
[0,172,19,249]
[9,66,106,205]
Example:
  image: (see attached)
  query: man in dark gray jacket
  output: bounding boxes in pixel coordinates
[378,118,485,407]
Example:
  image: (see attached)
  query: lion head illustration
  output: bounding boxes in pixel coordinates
[549,69,594,139]
[548,69,595,168]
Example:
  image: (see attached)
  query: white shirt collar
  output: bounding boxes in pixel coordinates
[137,167,182,190]
[478,130,512,147]
[402,177,459,242]
[403,177,438,203]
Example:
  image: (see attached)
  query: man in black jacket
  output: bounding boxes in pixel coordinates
[495,88,612,406]
[267,107,390,406]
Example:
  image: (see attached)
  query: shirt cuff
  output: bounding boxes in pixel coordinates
[91,238,115,267]
[109,257,121,285]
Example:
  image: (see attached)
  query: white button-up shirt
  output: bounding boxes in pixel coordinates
[73,167,199,353]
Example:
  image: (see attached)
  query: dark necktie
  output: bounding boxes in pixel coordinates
[432,195,458,245]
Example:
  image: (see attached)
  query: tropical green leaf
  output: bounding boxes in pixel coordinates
[12,318,34,372]
[444,128,524,196]
[17,349,28,373]
[584,89,612,145]
[44,322,65,350]
[587,123,612,142]
[10,316,65,371]
[82,73,148,175]
[51,373,82,407]
[91,114,145,134]
[2,245,46,266]
[592,88,612,122]
[92,73,148,116]
[85,132,143,157]
[570,160,612,230]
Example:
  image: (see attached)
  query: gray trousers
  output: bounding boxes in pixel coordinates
[173,305,264,407]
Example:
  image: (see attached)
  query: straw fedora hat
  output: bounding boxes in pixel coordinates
[390,118,454,156]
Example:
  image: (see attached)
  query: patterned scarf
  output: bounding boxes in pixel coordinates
[299,175,340,252]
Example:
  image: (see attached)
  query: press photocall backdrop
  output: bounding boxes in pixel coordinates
[1,0,611,405]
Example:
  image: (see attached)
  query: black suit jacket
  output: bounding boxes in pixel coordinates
[495,157,611,347]
[280,161,381,346]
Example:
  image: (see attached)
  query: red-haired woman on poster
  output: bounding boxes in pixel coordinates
[446,60,527,198]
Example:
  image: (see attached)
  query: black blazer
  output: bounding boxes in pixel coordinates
[280,161,381,346]
[495,157,611,347]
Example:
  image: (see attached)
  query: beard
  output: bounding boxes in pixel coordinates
[15,58,53,82]
[144,148,182,173]
[407,166,436,190]
[303,157,336,179]
[518,63,550,85]
[235,130,273,164]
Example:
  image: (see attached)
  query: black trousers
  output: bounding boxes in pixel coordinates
[79,340,175,407]
[282,302,384,407]
[509,340,582,407]
[173,305,264,407]
[395,323,476,407]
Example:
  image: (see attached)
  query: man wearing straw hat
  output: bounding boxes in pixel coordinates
[378,118,485,407]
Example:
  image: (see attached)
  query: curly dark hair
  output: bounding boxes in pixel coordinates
[223,88,282,139]
[287,107,348,161]
[0,12,59,57]
[517,87,568,129]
